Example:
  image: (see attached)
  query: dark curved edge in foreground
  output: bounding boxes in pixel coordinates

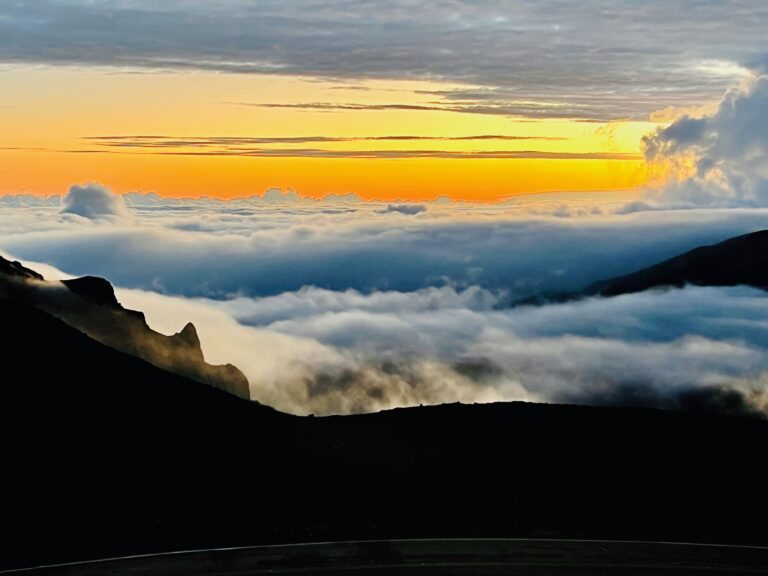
[7,540,768,575]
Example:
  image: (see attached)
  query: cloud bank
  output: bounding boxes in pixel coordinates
[2,193,768,416]
[115,284,768,416]
[3,200,767,299]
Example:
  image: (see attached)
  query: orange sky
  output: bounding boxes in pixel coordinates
[0,67,657,201]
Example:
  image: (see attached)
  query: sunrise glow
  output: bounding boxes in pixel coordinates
[1,68,657,200]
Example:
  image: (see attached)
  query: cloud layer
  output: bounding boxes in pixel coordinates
[116,283,768,416]
[3,199,768,299]
[2,193,768,416]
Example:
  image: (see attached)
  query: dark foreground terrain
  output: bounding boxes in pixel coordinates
[2,297,768,570]
[10,540,768,575]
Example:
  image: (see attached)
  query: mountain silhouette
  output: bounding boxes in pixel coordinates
[0,256,43,281]
[586,229,768,297]
[0,255,249,398]
[516,229,768,306]
[2,257,768,570]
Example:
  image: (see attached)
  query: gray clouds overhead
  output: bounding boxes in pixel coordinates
[1,1,767,120]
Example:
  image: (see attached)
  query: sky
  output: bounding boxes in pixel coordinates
[2,0,767,200]
[3,1,768,416]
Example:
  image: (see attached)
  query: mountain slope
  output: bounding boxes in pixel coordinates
[586,229,768,297]
[0,255,250,398]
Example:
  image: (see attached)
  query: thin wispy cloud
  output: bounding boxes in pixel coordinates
[8,145,634,161]
[233,101,628,121]
[84,134,569,147]
[114,149,639,160]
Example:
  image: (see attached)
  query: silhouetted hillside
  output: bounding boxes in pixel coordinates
[586,229,768,297]
[0,256,43,281]
[2,294,768,569]
[0,255,249,398]
[516,229,768,306]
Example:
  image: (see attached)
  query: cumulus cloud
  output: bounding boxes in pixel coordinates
[377,204,427,215]
[624,74,768,210]
[61,183,130,221]
[261,187,301,203]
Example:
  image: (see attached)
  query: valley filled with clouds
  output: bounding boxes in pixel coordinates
[3,178,768,415]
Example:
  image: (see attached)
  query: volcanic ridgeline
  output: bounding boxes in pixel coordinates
[518,228,768,305]
[0,254,249,399]
[585,228,768,297]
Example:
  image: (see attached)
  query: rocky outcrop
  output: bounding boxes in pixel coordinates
[0,255,250,399]
[61,276,120,307]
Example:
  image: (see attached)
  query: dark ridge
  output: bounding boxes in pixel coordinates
[0,256,44,281]
[2,299,768,570]
[587,229,768,297]
[175,321,200,347]
[513,229,768,307]
[0,255,250,399]
[61,276,119,306]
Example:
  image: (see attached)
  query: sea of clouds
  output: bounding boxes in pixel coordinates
[2,183,768,415]
[3,75,768,415]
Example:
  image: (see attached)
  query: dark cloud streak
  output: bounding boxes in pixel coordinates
[83,134,569,147]
[144,148,638,160]
[10,144,636,161]
[234,100,624,121]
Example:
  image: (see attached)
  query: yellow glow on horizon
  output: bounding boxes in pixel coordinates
[0,66,659,201]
